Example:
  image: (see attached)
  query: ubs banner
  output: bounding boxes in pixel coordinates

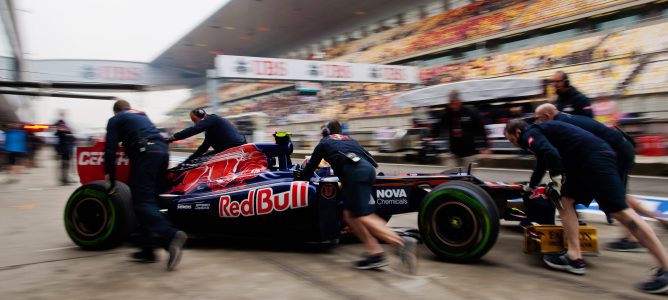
[215,55,419,84]
[24,60,203,87]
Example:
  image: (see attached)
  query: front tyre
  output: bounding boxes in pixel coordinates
[418,181,499,262]
[64,180,135,250]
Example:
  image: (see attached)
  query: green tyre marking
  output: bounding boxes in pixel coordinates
[64,188,117,247]
[420,189,493,259]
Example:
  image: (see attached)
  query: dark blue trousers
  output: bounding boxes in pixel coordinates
[128,142,177,251]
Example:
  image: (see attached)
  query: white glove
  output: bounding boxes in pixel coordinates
[521,184,533,193]
[550,175,564,194]
[548,175,564,210]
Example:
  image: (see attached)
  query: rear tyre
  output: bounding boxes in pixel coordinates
[64,180,135,250]
[418,181,499,262]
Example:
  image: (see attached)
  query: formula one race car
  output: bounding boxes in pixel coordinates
[64,134,595,262]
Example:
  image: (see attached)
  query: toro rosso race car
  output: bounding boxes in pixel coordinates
[64,134,597,262]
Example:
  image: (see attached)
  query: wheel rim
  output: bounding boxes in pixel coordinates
[71,197,109,237]
[432,201,478,247]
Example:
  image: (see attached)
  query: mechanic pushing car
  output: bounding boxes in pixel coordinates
[295,120,418,273]
[535,103,668,252]
[105,99,187,271]
[166,107,245,163]
[504,119,668,294]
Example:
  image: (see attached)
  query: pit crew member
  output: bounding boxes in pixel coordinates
[105,99,187,271]
[166,107,245,162]
[296,120,418,273]
[504,119,668,294]
[536,103,668,252]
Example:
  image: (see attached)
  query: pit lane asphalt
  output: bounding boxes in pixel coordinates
[0,153,667,299]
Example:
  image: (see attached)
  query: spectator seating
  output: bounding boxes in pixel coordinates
[625,54,668,95]
[511,0,629,29]
[597,23,668,57]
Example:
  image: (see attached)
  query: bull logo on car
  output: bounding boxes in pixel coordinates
[529,186,548,200]
[321,183,336,199]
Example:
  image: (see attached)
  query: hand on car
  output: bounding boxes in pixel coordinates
[293,169,307,181]
[104,174,116,195]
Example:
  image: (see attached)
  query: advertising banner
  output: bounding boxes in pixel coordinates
[215,55,419,84]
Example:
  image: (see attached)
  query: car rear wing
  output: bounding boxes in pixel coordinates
[76,141,130,184]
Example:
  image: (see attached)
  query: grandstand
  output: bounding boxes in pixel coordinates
[162,0,668,148]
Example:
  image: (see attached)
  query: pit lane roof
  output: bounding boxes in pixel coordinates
[151,0,434,76]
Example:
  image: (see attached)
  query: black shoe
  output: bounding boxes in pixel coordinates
[354,253,388,270]
[129,251,156,263]
[606,214,614,225]
[167,231,187,271]
[398,237,418,274]
[605,238,647,253]
[543,253,585,275]
[638,268,668,294]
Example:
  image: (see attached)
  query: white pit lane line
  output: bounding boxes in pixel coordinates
[37,246,79,252]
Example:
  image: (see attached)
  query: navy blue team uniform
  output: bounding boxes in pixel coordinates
[555,87,593,118]
[552,113,635,186]
[520,121,627,214]
[302,134,379,217]
[172,114,245,161]
[104,109,179,255]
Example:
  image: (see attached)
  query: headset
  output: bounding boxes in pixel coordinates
[192,107,206,119]
[561,72,570,88]
[321,124,331,137]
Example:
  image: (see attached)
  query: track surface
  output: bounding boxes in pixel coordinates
[1,154,667,299]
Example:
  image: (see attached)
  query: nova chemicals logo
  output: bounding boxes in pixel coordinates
[374,188,408,205]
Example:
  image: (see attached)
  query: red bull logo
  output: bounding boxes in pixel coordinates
[218,182,309,218]
[529,186,548,200]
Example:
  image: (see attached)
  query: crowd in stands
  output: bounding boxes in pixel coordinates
[421,20,668,97]
[222,84,411,125]
[325,0,630,63]
[182,0,668,126]
[511,0,630,29]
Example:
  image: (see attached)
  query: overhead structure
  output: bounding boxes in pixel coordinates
[214,55,419,84]
[391,78,546,108]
